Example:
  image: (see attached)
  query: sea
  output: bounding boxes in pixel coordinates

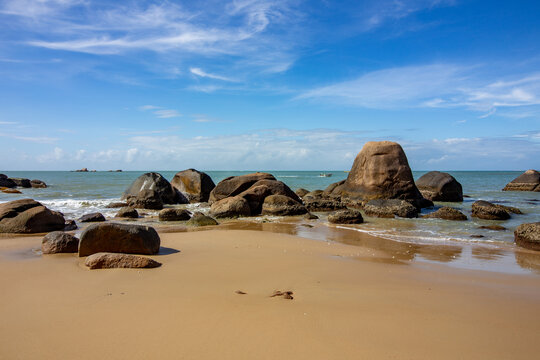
[1,170,539,249]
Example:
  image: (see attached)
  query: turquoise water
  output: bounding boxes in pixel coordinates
[1,170,539,246]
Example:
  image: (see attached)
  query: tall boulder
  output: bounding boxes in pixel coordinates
[171,169,215,203]
[0,199,65,233]
[502,170,540,192]
[209,172,276,203]
[416,171,463,202]
[335,141,427,206]
[122,172,185,207]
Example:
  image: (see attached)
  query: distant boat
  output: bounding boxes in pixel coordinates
[319,173,332,177]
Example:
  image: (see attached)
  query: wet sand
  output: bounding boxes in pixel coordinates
[1,229,540,359]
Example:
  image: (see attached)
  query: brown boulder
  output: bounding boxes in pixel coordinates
[363,199,418,218]
[238,179,301,214]
[186,212,219,226]
[328,209,364,224]
[471,201,511,220]
[295,188,309,197]
[115,207,138,218]
[210,196,251,218]
[1,188,22,194]
[85,252,161,269]
[416,171,463,202]
[30,179,47,188]
[78,223,160,257]
[503,170,540,192]
[158,208,191,221]
[126,189,164,210]
[0,199,65,233]
[122,172,185,205]
[0,174,16,188]
[42,231,79,254]
[261,195,307,216]
[323,180,346,197]
[171,169,216,203]
[514,222,540,251]
[209,172,275,203]
[79,212,106,222]
[304,198,346,212]
[423,207,467,221]
[338,141,426,205]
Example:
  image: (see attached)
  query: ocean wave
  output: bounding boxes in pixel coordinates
[41,198,121,219]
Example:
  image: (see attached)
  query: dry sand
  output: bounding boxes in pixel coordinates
[1,229,539,359]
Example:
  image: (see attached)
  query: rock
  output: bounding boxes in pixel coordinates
[261,195,307,216]
[304,198,346,212]
[295,188,309,197]
[336,141,428,206]
[186,212,219,226]
[303,190,324,199]
[238,180,301,214]
[171,169,216,203]
[328,209,364,224]
[158,208,191,221]
[122,172,185,205]
[1,188,22,194]
[423,207,467,221]
[479,225,506,231]
[363,199,418,218]
[64,219,77,230]
[0,199,65,233]
[0,175,16,188]
[323,180,346,197]
[210,196,251,218]
[85,252,161,269]
[78,223,160,257]
[125,189,164,210]
[471,200,521,220]
[79,212,106,223]
[304,213,319,220]
[75,168,89,172]
[209,172,276,203]
[515,222,540,251]
[30,179,47,188]
[42,231,79,254]
[106,202,128,208]
[115,207,138,218]
[415,171,463,202]
[10,178,31,188]
[503,170,540,192]
[470,234,485,238]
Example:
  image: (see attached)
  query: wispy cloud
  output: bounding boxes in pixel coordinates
[139,105,181,118]
[0,121,18,125]
[299,64,540,113]
[190,67,237,82]
[0,132,58,144]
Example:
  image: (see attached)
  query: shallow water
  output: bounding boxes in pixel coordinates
[1,170,539,248]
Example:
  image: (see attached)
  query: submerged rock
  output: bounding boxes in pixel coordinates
[30,179,47,188]
[158,208,191,221]
[78,223,160,257]
[514,222,540,251]
[186,212,219,226]
[503,170,540,192]
[363,199,418,218]
[171,169,216,203]
[85,252,161,269]
[10,178,31,188]
[328,209,364,224]
[471,201,521,220]
[304,198,346,212]
[416,171,463,202]
[0,199,65,233]
[42,231,79,254]
[79,212,106,223]
[423,207,467,221]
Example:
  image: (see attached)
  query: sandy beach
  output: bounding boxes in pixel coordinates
[1,228,539,360]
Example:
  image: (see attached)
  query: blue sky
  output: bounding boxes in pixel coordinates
[0,0,539,171]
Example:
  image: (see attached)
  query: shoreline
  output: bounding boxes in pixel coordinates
[1,228,539,359]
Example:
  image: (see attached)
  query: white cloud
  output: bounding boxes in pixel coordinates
[139,105,181,118]
[0,132,58,144]
[0,121,18,125]
[190,67,237,82]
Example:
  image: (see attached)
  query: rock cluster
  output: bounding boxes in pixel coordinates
[0,174,47,189]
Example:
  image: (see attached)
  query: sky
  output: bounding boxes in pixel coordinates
[0,0,539,171]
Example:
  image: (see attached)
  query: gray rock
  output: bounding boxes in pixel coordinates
[79,223,160,257]
[416,171,463,202]
[423,207,467,221]
[42,231,79,254]
[122,172,185,205]
[115,207,138,218]
[85,252,161,269]
[79,212,106,222]
[158,208,191,221]
[125,189,164,210]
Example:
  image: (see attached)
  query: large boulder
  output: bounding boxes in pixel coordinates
[261,195,307,216]
[78,223,160,257]
[514,222,540,251]
[328,209,364,224]
[415,171,463,202]
[171,169,216,203]
[323,180,346,198]
[423,207,467,221]
[237,179,301,214]
[0,174,16,188]
[471,200,514,220]
[335,141,427,206]
[122,172,185,205]
[210,196,251,218]
[10,178,32,188]
[209,172,276,203]
[85,252,161,269]
[503,170,540,192]
[0,199,65,233]
[125,189,164,210]
[363,199,418,218]
[42,231,79,254]
[30,179,47,188]
[295,188,309,198]
[186,212,219,226]
[158,208,191,221]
